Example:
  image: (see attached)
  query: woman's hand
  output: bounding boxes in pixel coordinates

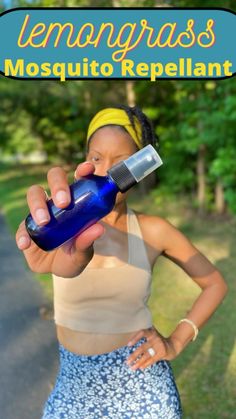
[15,162,105,278]
[125,326,181,370]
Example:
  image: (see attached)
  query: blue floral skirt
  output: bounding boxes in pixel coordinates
[41,337,182,419]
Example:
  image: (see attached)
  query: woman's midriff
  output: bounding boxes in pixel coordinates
[56,324,139,355]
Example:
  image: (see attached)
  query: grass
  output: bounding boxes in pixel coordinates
[0,162,235,418]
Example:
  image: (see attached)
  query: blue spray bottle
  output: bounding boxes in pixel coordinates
[25,145,163,251]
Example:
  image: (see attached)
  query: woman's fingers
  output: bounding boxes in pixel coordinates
[26,184,51,226]
[47,166,71,207]
[74,161,95,180]
[125,327,165,370]
[74,223,105,252]
[60,223,105,275]
[16,221,31,250]
[26,166,72,226]
[20,162,97,251]
[26,163,95,228]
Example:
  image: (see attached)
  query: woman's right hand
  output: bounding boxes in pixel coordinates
[15,162,105,278]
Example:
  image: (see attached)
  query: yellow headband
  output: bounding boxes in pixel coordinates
[86,108,142,149]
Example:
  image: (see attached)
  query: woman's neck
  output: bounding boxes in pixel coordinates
[101,201,127,227]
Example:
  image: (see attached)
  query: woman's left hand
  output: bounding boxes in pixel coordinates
[125,326,180,370]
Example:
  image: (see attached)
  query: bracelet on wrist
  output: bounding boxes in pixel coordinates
[178,318,199,342]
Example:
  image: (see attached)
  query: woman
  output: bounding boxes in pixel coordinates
[16,106,228,419]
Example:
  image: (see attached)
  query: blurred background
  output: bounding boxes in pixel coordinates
[0,1,236,418]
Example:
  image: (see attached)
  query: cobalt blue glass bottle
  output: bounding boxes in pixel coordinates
[25,145,163,251]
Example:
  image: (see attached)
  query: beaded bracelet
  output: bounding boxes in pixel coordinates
[178,318,199,341]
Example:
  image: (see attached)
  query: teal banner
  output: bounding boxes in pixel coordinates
[0,7,235,81]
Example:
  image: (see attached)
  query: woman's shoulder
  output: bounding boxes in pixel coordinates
[130,208,176,254]
[130,208,198,263]
[130,207,193,253]
[131,208,173,233]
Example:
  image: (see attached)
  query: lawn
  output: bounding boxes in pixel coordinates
[0,162,235,418]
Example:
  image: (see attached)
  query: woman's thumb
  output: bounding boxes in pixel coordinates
[74,223,105,252]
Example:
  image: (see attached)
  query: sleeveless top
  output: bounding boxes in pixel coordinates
[52,207,153,333]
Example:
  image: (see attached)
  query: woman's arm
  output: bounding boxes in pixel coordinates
[120,214,228,370]
[154,217,228,354]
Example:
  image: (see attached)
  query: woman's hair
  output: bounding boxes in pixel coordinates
[114,105,159,149]
[86,105,159,152]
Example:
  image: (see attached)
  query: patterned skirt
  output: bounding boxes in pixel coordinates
[41,337,182,419]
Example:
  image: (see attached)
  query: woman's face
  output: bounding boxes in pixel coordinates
[86,125,138,205]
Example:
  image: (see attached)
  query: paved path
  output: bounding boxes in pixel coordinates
[0,213,59,419]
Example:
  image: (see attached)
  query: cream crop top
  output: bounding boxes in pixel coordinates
[52,207,153,333]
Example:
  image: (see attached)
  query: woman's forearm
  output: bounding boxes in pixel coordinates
[169,270,228,354]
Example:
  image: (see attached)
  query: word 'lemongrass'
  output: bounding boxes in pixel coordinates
[18,15,216,62]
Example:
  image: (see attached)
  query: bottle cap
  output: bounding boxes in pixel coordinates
[107,145,163,193]
[124,145,163,182]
